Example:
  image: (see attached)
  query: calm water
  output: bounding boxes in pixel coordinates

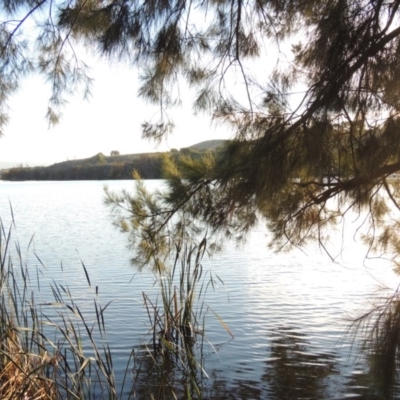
[1,180,399,399]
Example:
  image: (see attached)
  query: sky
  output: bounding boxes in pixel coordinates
[0,57,232,167]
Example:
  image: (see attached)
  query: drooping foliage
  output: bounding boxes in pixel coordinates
[3,0,400,261]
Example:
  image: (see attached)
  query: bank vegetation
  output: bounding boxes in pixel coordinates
[1,141,224,181]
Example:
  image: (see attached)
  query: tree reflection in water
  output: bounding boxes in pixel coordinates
[262,326,337,400]
[203,326,338,399]
[132,323,400,399]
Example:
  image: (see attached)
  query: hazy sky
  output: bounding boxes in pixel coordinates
[0,57,232,166]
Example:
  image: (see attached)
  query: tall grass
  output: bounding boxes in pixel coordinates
[132,236,232,399]
[0,216,135,399]
[0,215,231,399]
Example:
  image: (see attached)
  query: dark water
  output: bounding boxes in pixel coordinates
[1,180,399,399]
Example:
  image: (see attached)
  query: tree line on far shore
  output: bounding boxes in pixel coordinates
[0,141,224,181]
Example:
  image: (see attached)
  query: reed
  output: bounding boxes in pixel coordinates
[0,221,56,399]
[134,236,233,399]
[0,216,134,399]
[0,213,231,399]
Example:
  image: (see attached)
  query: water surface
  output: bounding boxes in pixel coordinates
[1,180,399,399]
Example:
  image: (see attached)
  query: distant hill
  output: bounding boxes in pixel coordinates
[1,140,226,181]
[187,140,226,151]
[48,151,162,170]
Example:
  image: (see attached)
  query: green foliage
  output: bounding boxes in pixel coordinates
[4,2,400,259]
[5,1,400,391]
[350,288,400,399]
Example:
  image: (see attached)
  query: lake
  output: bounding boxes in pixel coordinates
[1,179,399,399]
